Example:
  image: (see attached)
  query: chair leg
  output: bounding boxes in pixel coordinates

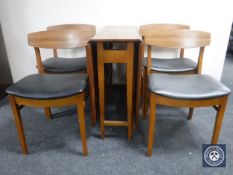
[143,88,149,119]
[142,68,148,119]
[188,108,194,120]
[77,99,88,156]
[211,96,228,144]
[9,95,28,154]
[89,88,96,127]
[147,93,156,157]
[44,107,52,120]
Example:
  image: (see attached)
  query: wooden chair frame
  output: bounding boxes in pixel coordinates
[147,92,228,157]
[136,24,190,127]
[137,30,210,126]
[28,31,96,126]
[9,92,88,156]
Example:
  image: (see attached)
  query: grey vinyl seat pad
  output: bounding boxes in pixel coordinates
[142,57,197,73]
[148,74,231,100]
[43,57,86,73]
[6,74,88,99]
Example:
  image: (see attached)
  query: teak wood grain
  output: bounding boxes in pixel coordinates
[47,24,96,35]
[9,92,88,156]
[143,30,210,48]
[28,30,96,126]
[28,31,92,49]
[138,29,211,124]
[147,93,229,157]
[90,26,141,140]
[47,24,96,58]
[139,23,190,36]
[136,24,190,125]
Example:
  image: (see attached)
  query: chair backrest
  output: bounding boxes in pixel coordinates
[143,29,211,74]
[144,29,210,48]
[139,24,190,58]
[46,24,96,57]
[139,23,190,36]
[28,30,92,49]
[28,30,92,73]
[47,24,96,36]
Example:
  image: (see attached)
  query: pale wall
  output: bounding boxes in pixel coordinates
[0,0,232,82]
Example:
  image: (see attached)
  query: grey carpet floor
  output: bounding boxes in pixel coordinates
[0,56,233,175]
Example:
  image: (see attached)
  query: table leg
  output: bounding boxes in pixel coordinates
[98,56,105,139]
[127,55,133,140]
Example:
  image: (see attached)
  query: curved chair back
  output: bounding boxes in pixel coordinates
[144,29,210,48]
[144,29,211,74]
[139,23,190,36]
[28,30,92,48]
[28,30,92,73]
[46,24,95,57]
[47,24,96,36]
[139,24,190,58]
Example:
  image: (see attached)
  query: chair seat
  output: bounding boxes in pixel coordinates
[43,57,86,73]
[6,74,88,99]
[148,74,231,100]
[142,57,197,73]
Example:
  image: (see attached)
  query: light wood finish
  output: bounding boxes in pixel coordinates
[139,24,190,36]
[97,41,134,140]
[47,24,96,35]
[77,96,88,156]
[47,24,96,58]
[44,107,52,120]
[91,26,141,139]
[9,95,28,154]
[9,92,88,156]
[143,30,210,48]
[86,43,97,127]
[104,121,128,126]
[138,29,211,122]
[147,93,229,157]
[136,24,190,124]
[28,30,96,126]
[135,43,144,127]
[28,31,92,49]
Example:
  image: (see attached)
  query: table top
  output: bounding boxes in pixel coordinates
[91,26,142,41]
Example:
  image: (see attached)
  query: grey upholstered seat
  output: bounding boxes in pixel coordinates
[148,74,231,100]
[43,57,86,73]
[142,57,197,73]
[6,74,88,99]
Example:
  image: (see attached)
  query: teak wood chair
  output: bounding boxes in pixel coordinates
[137,24,190,123]
[143,30,231,156]
[139,29,210,124]
[147,73,231,156]
[7,73,89,156]
[28,30,97,126]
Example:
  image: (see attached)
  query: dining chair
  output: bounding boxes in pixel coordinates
[139,29,211,125]
[28,30,96,126]
[7,31,91,155]
[147,73,231,156]
[45,24,96,123]
[7,75,89,155]
[142,30,231,156]
[137,24,190,123]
